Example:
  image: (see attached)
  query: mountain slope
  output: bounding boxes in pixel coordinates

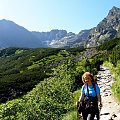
[49,7,120,48]
[0,38,120,119]
[0,19,44,48]
[87,6,120,47]
[32,29,68,47]
[49,30,90,48]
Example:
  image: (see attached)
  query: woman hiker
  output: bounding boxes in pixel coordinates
[77,72,102,120]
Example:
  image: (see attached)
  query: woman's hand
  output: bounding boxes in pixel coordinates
[98,102,102,109]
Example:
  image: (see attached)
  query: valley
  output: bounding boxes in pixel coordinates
[0,38,120,119]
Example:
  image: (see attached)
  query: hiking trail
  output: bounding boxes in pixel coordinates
[96,65,120,120]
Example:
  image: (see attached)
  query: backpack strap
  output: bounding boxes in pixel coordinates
[87,84,89,97]
[92,83,97,96]
[83,83,97,97]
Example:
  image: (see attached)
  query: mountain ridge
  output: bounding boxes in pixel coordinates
[0,6,120,48]
[50,6,120,48]
[87,6,120,47]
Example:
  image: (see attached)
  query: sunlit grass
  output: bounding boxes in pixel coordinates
[62,110,78,120]
[103,61,120,102]
[27,64,39,70]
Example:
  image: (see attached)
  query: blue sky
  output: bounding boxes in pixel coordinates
[0,0,120,33]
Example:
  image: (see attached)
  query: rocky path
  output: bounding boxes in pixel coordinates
[96,65,120,120]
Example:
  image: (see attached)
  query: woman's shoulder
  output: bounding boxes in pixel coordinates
[92,82,98,87]
[94,83,99,87]
[94,83,100,93]
[82,84,85,88]
[81,84,86,91]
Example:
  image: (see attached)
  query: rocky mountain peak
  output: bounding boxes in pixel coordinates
[107,6,120,17]
[0,19,15,25]
[87,6,120,47]
[110,6,120,13]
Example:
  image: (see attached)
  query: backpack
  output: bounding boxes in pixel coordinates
[82,83,98,112]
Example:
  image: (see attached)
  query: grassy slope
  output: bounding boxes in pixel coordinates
[0,38,120,119]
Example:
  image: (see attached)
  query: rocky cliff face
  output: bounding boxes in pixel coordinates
[32,30,68,47]
[49,29,90,48]
[87,6,120,47]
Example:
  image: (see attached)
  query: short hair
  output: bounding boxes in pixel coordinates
[82,72,94,83]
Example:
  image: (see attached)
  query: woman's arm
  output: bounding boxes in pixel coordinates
[76,92,84,107]
[76,85,84,106]
[97,93,102,108]
[79,93,84,102]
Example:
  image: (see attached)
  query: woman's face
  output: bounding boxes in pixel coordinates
[84,76,92,83]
